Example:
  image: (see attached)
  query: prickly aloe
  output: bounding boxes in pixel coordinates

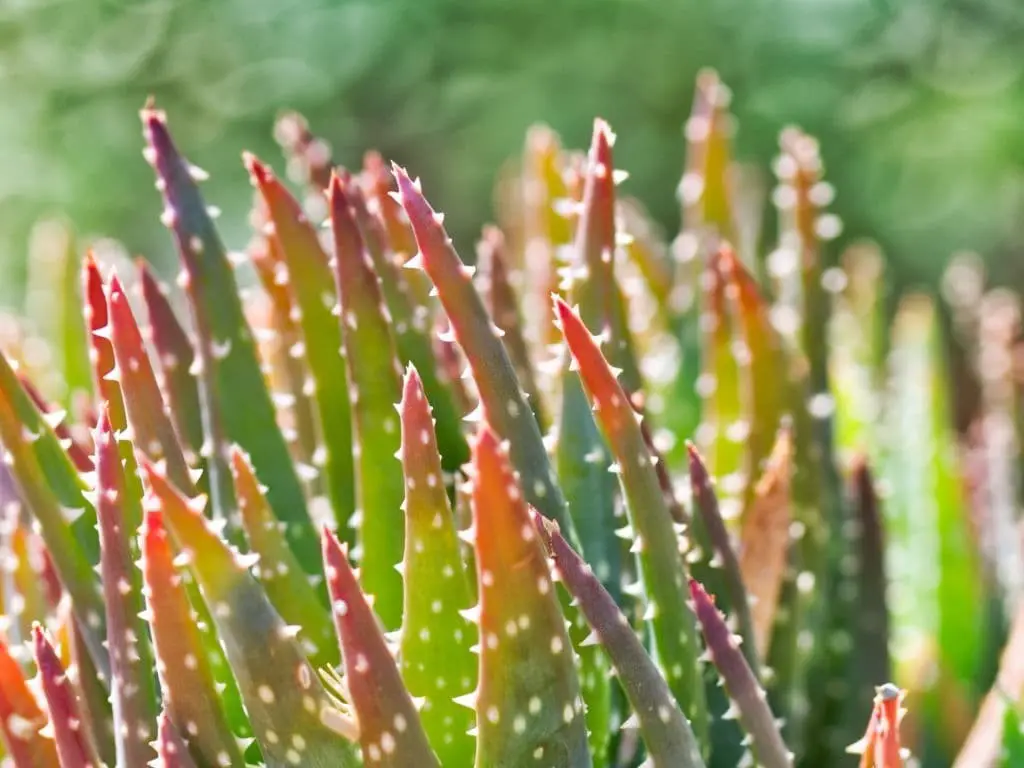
[0,69,1013,768]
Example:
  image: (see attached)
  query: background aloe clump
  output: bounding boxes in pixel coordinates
[0,69,1020,768]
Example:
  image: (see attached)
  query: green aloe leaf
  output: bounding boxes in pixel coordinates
[397,366,476,765]
[322,528,440,767]
[18,375,93,473]
[392,164,579,545]
[554,296,709,747]
[32,623,104,768]
[142,105,316,566]
[469,424,590,767]
[328,173,406,630]
[246,155,355,533]
[139,498,247,768]
[230,446,337,669]
[94,407,160,765]
[535,513,705,768]
[681,69,736,239]
[141,461,358,767]
[0,367,106,678]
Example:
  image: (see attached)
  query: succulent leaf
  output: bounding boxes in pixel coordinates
[322,528,440,767]
[246,155,356,534]
[155,710,200,768]
[689,580,792,768]
[142,107,318,568]
[470,424,590,767]
[397,366,476,765]
[95,407,160,766]
[140,461,358,767]
[139,505,247,768]
[535,513,705,768]
[554,297,708,744]
[328,173,406,630]
[393,165,580,543]
[230,446,337,668]
[0,631,60,766]
[137,261,204,467]
[32,623,104,768]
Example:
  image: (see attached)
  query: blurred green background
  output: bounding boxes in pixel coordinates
[0,0,1022,304]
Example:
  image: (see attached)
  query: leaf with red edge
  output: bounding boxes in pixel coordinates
[142,105,316,567]
[230,446,337,668]
[397,366,476,765]
[689,580,792,768]
[154,710,199,768]
[470,424,589,767]
[246,154,356,533]
[94,406,159,765]
[107,275,195,494]
[328,173,406,630]
[322,528,439,767]
[18,375,93,472]
[139,506,247,768]
[392,165,579,544]
[845,684,907,768]
[534,512,705,768]
[83,253,127,432]
[0,630,59,765]
[32,623,103,768]
[554,296,708,744]
[140,461,358,766]
[136,261,203,466]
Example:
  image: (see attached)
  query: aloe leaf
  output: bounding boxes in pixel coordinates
[476,226,547,431]
[142,106,317,567]
[0,378,107,678]
[107,275,195,494]
[0,631,60,765]
[321,528,440,766]
[719,246,785,484]
[686,443,759,677]
[95,408,160,765]
[690,580,792,768]
[737,428,793,660]
[0,502,52,648]
[848,458,891,718]
[0,352,97,562]
[397,366,476,765]
[327,174,406,629]
[139,503,247,768]
[18,375,93,473]
[845,684,907,768]
[31,624,104,768]
[346,177,469,473]
[361,152,418,262]
[230,446,336,668]
[246,155,355,532]
[137,261,204,467]
[681,69,735,239]
[535,512,705,768]
[140,461,357,766]
[882,294,986,745]
[698,246,749,525]
[24,218,92,402]
[392,164,579,543]
[247,234,322,491]
[469,424,590,767]
[60,598,115,766]
[155,710,200,768]
[554,297,708,744]
[83,253,128,433]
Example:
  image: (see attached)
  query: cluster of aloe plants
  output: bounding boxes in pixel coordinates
[0,69,1020,767]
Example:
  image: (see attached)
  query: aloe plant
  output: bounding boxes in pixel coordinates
[0,69,1015,768]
